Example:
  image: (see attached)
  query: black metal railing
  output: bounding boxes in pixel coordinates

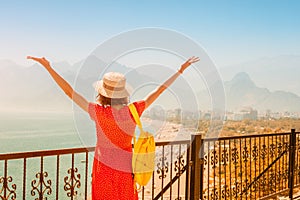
[197,129,300,200]
[0,147,94,199]
[1,129,299,200]
[145,140,190,200]
[0,140,190,200]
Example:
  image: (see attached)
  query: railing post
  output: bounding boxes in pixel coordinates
[288,129,296,199]
[190,133,203,200]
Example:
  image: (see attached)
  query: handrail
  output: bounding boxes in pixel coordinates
[4,131,300,160]
[203,131,295,141]
[0,147,95,160]
[0,139,190,160]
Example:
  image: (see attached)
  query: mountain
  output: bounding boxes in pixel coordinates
[0,57,192,112]
[1,58,300,113]
[0,61,72,112]
[219,55,300,96]
[0,56,127,112]
[224,72,300,112]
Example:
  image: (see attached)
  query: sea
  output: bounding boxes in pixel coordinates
[0,111,95,199]
[0,111,190,199]
[0,111,102,153]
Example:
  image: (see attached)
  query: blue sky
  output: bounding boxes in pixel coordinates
[0,0,299,67]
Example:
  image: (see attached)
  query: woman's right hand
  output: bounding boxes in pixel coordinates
[27,56,51,69]
[27,55,89,112]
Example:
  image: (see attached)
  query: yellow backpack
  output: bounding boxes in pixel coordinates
[129,103,156,187]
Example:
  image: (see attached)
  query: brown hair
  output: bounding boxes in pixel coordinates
[96,94,129,106]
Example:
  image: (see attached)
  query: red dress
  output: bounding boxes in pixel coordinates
[88,101,146,200]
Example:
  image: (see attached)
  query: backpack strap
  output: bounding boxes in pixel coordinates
[128,103,143,192]
[129,103,142,129]
[128,103,143,144]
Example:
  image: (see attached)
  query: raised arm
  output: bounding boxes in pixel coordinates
[27,56,89,112]
[144,56,200,109]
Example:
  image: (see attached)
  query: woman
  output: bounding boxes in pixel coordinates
[27,55,200,199]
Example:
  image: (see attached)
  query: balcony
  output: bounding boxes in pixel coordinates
[1,129,300,199]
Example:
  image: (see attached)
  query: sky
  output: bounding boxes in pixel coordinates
[0,0,299,67]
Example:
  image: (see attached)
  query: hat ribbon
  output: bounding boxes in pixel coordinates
[103,82,125,91]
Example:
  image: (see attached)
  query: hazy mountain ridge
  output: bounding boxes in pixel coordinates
[1,56,300,113]
[225,72,300,112]
[219,55,300,96]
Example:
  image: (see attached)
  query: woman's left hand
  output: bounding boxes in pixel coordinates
[179,56,200,73]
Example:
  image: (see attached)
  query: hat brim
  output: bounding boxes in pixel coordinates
[93,80,132,99]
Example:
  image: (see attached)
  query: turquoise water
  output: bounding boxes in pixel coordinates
[0,112,95,154]
[0,112,95,199]
[0,112,188,199]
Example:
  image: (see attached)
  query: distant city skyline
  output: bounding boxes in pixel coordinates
[0,0,299,68]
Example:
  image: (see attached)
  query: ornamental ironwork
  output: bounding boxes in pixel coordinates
[64,167,81,197]
[157,156,168,179]
[174,154,185,177]
[0,176,16,200]
[31,172,52,200]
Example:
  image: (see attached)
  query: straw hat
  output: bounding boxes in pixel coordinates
[93,72,131,98]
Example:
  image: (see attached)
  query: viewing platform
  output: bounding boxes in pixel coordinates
[0,129,300,199]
